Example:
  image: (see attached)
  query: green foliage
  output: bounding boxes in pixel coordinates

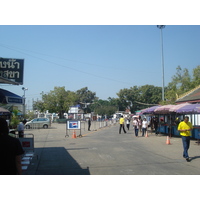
[33,86,77,118]
[165,65,200,103]
[32,65,200,115]
[10,109,20,129]
[116,85,162,112]
[90,99,118,116]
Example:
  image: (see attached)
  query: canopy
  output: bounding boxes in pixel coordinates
[0,88,23,104]
[175,104,200,114]
[0,107,10,115]
[154,105,176,114]
[140,105,161,114]
[169,103,191,112]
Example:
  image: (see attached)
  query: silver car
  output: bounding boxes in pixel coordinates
[25,118,50,129]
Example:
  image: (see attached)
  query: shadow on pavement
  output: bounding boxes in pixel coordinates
[23,147,90,175]
[190,156,200,161]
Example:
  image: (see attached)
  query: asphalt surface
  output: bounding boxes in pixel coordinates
[23,122,200,175]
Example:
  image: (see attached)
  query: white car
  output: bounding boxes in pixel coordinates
[25,118,50,129]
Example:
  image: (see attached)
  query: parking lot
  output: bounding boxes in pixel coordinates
[23,122,200,175]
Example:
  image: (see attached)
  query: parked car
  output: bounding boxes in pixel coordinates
[25,118,50,129]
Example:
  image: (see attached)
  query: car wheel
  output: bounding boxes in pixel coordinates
[26,125,30,129]
[43,124,48,129]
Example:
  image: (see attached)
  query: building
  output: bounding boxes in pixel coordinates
[176,85,200,104]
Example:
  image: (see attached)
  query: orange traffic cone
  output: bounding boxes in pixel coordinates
[166,136,171,145]
[72,130,77,139]
[145,131,148,137]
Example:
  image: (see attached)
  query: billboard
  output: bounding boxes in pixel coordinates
[0,58,24,85]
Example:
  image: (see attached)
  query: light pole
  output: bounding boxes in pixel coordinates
[157,25,166,101]
[22,87,28,116]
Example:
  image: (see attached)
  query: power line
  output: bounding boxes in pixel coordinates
[0,42,133,85]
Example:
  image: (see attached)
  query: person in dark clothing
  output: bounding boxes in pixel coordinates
[88,118,91,131]
[153,117,159,135]
[0,118,24,175]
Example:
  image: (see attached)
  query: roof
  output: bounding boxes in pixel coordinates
[0,77,20,85]
[0,88,23,104]
[176,85,200,104]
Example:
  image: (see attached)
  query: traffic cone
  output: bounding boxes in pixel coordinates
[145,131,148,137]
[166,136,171,145]
[72,130,77,139]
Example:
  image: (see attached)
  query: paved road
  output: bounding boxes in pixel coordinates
[23,122,200,175]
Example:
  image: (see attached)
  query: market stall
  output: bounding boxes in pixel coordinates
[175,104,200,139]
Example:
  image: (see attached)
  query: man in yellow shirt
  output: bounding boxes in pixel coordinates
[178,116,193,162]
[119,115,126,134]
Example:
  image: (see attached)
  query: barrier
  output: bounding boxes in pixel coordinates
[17,134,35,171]
[17,134,34,153]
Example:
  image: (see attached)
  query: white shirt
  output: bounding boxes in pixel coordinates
[142,121,148,128]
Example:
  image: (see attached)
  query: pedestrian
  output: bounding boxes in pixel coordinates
[0,118,24,175]
[17,120,25,138]
[133,118,139,137]
[126,118,130,130]
[178,116,193,162]
[153,117,159,135]
[142,118,148,137]
[119,115,126,134]
[138,116,142,133]
[88,118,91,131]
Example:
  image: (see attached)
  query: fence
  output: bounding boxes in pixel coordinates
[81,119,118,131]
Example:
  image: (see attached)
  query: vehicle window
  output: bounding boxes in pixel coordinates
[38,118,48,121]
[32,119,38,122]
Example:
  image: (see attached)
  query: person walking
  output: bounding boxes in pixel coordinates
[142,118,148,137]
[126,118,130,130]
[153,117,159,135]
[0,118,24,175]
[138,116,142,133]
[178,116,193,162]
[119,115,126,134]
[133,118,139,137]
[17,121,25,137]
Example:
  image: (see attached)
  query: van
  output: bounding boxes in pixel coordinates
[25,118,50,129]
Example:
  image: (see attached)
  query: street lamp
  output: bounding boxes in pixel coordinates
[157,25,166,101]
[22,87,28,116]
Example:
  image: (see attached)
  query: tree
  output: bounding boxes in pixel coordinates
[165,66,194,103]
[33,87,77,118]
[90,99,118,117]
[76,87,98,113]
[117,85,162,112]
[192,65,200,87]
[76,87,97,103]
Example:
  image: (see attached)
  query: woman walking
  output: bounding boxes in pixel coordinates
[142,118,148,137]
[126,118,130,130]
[133,118,139,137]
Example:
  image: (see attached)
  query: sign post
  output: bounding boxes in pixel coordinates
[66,120,82,137]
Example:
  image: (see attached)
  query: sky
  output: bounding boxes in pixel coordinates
[0,25,200,109]
[1,0,199,195]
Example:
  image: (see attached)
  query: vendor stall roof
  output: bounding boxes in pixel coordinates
[0,88,23,104]
[0,107,10,115]
[154,105,176,114]
[140,105,161,114]
[0,76,20,85]
[169,103,191,112]
[175,103,200,114]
